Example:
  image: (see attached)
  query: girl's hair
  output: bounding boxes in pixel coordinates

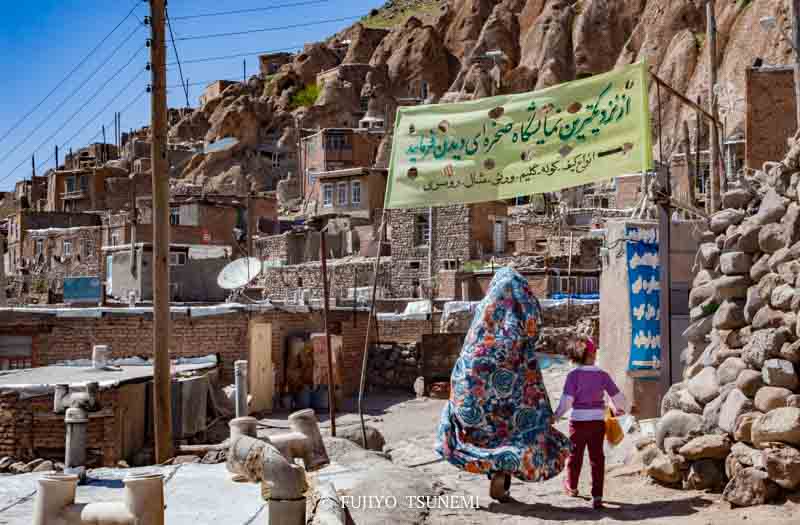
[568,336,596,365]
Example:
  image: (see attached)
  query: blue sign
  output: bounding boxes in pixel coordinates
[64,276,102,303]
[625,226,661,372]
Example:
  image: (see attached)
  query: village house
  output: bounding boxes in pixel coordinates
[301,128,383,198]
[64,142,119,170]
[198,80,238,107]
[259,51,294,77]
[13,175,47,211]
[45,165,131,213]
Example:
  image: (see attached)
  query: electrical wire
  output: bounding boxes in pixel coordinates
[175,15,360,41]
[31,84,148,177]
[166,8,190,107]
[169,46,302,66]
[3,67,146,184]
[169,0,331,21]
[0,3,143,148]
[0,25,144,168]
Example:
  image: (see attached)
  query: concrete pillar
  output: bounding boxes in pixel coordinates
[234,360,248,418]
[64,407,88,469]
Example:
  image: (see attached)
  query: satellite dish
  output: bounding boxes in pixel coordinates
[217,257,262,290]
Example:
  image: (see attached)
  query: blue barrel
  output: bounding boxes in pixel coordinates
[311,385,329,410]
[295,387,312,409]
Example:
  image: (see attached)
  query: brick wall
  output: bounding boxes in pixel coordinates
[746,66,798,171]
[0,388,121,466]
[258,260,389,301]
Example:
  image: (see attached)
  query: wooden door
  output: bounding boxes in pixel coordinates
[249,322,274,413]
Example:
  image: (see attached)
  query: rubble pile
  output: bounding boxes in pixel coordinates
[0,456,60,475]
[642,138,800,506]
[368,342,422,391]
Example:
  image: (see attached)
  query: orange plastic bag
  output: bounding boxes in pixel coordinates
[604,407,624,446]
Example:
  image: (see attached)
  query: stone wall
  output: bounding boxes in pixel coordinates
[644,140,800,506]
[367,342,421,392]
[746,66,797,172]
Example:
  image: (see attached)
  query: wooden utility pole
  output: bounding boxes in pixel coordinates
[55,146,59,171]
[246,193,254,259]
[149,0,174,464]
[319,231,336,436]
[707,1,721,213]
[792,0,800,128]
[683,121,696,208]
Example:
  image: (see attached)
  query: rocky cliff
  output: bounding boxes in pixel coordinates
[168,0,797,196]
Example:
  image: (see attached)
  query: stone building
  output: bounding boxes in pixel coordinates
[259,51,294,77]
[64,143,119,170]
[13,175,48,211]
[6,211,101,276]
[309,167,387,220]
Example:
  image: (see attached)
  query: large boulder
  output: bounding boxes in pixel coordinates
[734,412,762,444]
[719,252,752,276]
[759,223,788,253]
[762,358,799,389]
[678,434,732,461]
[742,328,788,369]
[698,243,720,270]
[713,276,752,302]
[690,283,715,308]
[683,316,714,343]
[718,388,754,433]
[655,410,703,450]
[771,284,799,311]
[751,305,785,330]
[717,357,747,385]
[754,188,788,226]
[783,201,800,246]
[754,386,793,412]
[713,300,747,330]
[750,254,772,281]
[781,340,800,364]
[723,467,782,507]
[763,446,800,490]
[726,442,764,479]
[751,407,800,448]
[645,452,683,485]
[335,424,386,452]
[744,286,766,323]
[724,188,755,210]
[694,268,720,287]
[702,384,734,432]
[710,209,746,234]
[737,223,762,253]
[688,367,721,405]
[757,273,787,303]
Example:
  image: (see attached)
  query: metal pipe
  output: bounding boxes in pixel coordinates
[319,231,336,436]
[234,360,248,418]
[64,407,88,471]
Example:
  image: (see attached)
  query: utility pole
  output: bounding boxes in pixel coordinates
[243,59,247,84]
[707,0,721,213]
[319,231,336,436]
[792,0,800,128]
[148,0,174,464]
[31,155,35,178]
[55,146,59,171]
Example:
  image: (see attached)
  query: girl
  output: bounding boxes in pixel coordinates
[553,336,627,509]
[436,267,571,502]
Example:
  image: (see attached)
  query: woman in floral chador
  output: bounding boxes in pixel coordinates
[436,267,571,501]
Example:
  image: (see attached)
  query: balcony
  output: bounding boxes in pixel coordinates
[62,189,88,200]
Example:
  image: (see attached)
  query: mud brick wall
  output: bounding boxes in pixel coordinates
[376,313,441,345]
[0,389,121,465]
[259,260,387,301]
[746,66,797,171]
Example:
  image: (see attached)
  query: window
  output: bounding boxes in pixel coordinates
[169,207,180,225]
[337,182,348,206]
[414,213,430,246]
[351,180,362,205]
[34,239,43,256]
[111,232,120,247]
[80,175,88,191]
[322,184,334,207]
[272,152,281,169]
[169,252,187,266]
[420,80,429,100]
[84,238,94,258]
[63,240,72,257]
[360,96,369,113]
[325,133,350,150]
[65,176,76,193]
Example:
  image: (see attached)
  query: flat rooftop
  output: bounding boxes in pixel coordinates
[0,355,216,391]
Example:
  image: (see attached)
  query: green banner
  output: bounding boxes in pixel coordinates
[385,61,653,209]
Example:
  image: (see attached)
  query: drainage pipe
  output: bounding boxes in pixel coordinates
[33,472,165,525]
[64,407,88,470]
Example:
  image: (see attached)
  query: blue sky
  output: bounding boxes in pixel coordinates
[0,0,384,191]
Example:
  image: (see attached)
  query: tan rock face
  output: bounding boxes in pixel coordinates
[517,0,577,90]
[343,24,390,64]
[370,17,455,99]
[573,0,643,78]
[443,0,498,63]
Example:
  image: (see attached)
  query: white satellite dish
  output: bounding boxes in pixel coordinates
[205,137,239,154]
[217,257,262,290]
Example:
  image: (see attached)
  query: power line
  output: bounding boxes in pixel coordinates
[175,15,360,41]
[34,88,148,176]
[3,69,146,183]
[0,3,143,148]
[169,0,330,21]
[169,45,302,66]
[0,25,144,169]
[166,8,189,107]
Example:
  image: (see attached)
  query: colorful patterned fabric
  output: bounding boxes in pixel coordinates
[436,267,571,481]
